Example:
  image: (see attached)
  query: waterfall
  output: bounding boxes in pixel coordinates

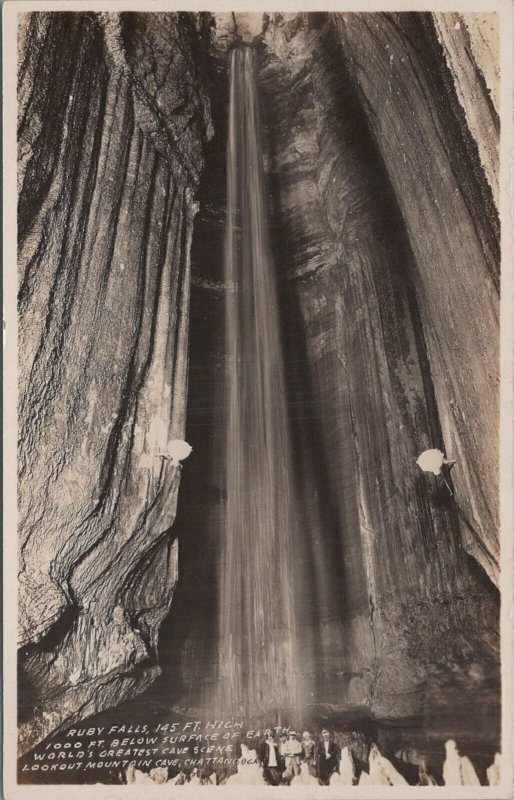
[217,46,300,719]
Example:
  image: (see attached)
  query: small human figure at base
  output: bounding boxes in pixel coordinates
[317,729,340,785]
[259,729,282,786]
[282,730,302,782]
[301,730,317,777]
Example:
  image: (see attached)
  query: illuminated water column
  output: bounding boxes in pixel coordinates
[218,46,301,720]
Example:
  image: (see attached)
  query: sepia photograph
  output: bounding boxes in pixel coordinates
[3,1,513,797]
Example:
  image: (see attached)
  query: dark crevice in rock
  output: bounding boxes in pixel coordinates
[17,11,500,768]
[18,10,210,754]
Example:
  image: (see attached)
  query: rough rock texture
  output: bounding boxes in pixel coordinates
[17,9,501,768]
[17,11,211,754]
[432,12,499,207]
[149,13,500,763]
[330,13,500,584]
[213,11,267,47]
[254,9,499,746]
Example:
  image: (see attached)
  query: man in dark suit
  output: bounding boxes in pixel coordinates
[259,730,281,786]
[317,729,340,785]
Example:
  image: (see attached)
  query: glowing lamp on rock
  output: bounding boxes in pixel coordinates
[168,439,192,466]
[416,448,447,475]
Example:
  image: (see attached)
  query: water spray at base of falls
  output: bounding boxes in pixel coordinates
[216,45,301,720]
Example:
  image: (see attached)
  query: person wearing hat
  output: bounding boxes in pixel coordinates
[301,730,318,777]
[317,729,340,785]
[259,730,281,786]
[282,730,302,781]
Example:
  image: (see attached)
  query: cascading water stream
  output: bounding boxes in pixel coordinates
[217,45,301,720]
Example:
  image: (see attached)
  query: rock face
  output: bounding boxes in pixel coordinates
[17,9,500,765]
[330,12,500,583]
[256,10,499,745]
[164,9,499,752]
[17,11,211,754]
[261,11,499,584]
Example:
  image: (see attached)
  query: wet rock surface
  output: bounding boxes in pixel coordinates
[162,9,499,747]
[18,10,500,766]
[257,8,499,743]
[330,12,500,582]
[17,11,211,754]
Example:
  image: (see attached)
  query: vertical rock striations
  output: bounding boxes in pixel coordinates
[17,8,501,763]
[258,11,499,742]
[17,11,211,754]
[330,12,500,583]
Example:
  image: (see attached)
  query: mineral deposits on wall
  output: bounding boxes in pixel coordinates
[17,10,211,754]
[17,11,500,764]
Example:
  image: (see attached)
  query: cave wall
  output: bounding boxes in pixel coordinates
[331,12,500,583]
[16,9,501,760]
[258,11,500,740]
[17,11,212,754]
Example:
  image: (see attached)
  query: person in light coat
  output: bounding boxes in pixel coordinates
[282,731,302,781]
[301,730,317,777]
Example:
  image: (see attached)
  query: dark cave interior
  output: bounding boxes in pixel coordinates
[16,10,502,786]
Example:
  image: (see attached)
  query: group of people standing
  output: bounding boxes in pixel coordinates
[126,733,499,786]
[258,728,339,786]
